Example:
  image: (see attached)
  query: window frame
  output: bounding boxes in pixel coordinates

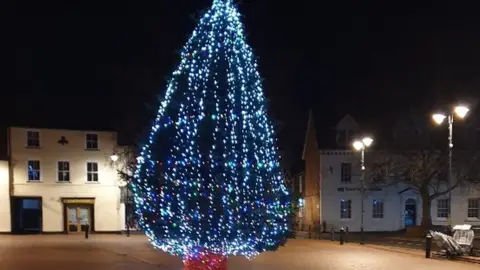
[27,160,41,181]
[57,161,70,183]
[340,199,352,219]
[26,130,40,148]
[85,133,99,150]
[86,162,99,183]
[340,163,352,183]
[372,199,384,219]
[436,198,450,219]
[467,198,480,219]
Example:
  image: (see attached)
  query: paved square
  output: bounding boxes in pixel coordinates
[0,235,478,269]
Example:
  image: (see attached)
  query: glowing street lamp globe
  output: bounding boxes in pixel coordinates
[362,137,373,147]
[454,105,469,119]
[353,141,365,151]
[432,113,447,125]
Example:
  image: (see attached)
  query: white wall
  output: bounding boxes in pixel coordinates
[0,160,11,232]
[319,150,480,232]
[9,127,122,232]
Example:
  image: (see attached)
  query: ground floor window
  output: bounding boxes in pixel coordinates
[467,198,479,219]
[437,198,450,218]
[372,199,384,218]
[340,199,352,219]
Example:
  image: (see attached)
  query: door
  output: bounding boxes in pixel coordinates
[404,199,416,227]
[67,205,91,233]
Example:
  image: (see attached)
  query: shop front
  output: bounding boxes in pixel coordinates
[62,198,95,233]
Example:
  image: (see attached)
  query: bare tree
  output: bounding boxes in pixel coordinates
[367,112,480,229]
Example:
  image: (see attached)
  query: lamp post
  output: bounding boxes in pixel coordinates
[432,105,469,227]
[352,137,374,245]
[110,154,130,237]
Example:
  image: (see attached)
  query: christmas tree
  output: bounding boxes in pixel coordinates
[133,0,290,268]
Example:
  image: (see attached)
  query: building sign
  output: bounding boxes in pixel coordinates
[337,187,382,192]
[62,198,95,204]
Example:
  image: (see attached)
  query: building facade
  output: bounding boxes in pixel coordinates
[302,113,480,232]
[0,127,126,234]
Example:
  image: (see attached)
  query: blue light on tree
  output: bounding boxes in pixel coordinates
[132,0,290,265]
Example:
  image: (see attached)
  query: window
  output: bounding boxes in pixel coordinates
[87,162,98,182]
[27,160,40,181]
[340,163,352,183]
[437,199,450,218]
[85,133,98,150]
[57,161,70,182]
[26,131,40,147]
[340,199,352,219]
[372,200,384,218]
[468,199,479,219]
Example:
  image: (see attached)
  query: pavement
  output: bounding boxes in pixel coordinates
[1,234,480,269]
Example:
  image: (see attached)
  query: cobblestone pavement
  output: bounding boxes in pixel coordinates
[0,235,479,270]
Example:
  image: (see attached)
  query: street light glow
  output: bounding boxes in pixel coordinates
[110,154,119,162]
[362,137,373,147]
[353,141,364,151]
[454,105,469,119]
[432,113,447,125]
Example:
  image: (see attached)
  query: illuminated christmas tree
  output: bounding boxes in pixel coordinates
[133,0,290,268]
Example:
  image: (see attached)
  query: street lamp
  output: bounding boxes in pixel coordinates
[110,153,130,237]
[432,105,469,227]
[352,136,374,245]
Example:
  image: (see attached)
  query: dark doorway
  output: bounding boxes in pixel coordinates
[404,198,416,227]
[11,197,42,234]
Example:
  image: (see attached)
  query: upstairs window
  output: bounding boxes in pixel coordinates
[26,131,40,148]
[57,161,70,182]
[87,162,99,182]
[28,160,40,181]
[85,133,98,150]
[340,163,352,183]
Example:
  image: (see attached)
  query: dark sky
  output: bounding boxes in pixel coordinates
[4,1,480,169]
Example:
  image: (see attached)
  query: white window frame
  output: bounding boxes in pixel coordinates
[26,130,40,148]
[85,133,99,150]
[57,161,70,183]
[340,199,352,219]
[372,199,384,219]
[340,163,352,183]
[437,198,450,219]
[27,160,41,181]
[467,198,480,219]
[86,162,99,182]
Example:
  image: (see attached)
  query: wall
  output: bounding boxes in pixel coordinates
[9,127,122,232]
[0,160,11,232]
[320,150,480,232]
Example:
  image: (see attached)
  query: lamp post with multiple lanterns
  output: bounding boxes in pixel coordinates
[110,154,131,237]
[432,105,469,226]
[352,137,374,245]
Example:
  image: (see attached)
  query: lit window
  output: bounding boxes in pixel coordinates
[28,160,40,181]
[372,200,384,218]
[340,199,352,219]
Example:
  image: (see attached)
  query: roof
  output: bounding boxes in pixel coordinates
[301,109,389,159]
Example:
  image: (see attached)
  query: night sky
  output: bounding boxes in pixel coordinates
[4,1,480,169]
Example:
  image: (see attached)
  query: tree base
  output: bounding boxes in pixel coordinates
[184,251,227,270]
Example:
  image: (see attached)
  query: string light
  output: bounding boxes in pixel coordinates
[132,0,289,260]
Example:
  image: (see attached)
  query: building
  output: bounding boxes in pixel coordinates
[302,112,480,232]
[0,127,129,234]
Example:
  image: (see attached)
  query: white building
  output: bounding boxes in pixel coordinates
[302,113,480,232]
[0,127,129,234]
